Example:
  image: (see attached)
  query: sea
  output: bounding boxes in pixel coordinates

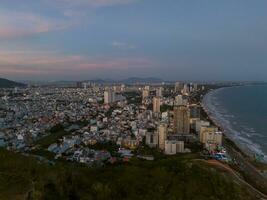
[203,85,267,162]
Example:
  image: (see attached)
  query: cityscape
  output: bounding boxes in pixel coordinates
[0,79,267,199]
[1,0,267,199]
[0,82,223,164]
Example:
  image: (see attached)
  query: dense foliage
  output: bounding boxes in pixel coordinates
[0,78,25,88]
[0,148,256,200]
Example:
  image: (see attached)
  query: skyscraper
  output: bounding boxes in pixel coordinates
[175,82,183,93]
[175,95,188,106]
[190,105,201,119]
[153,96,161,113]
[173,106,190,134]
[182,84,189,95]
[142,89,149,99]
[156,87,163,97]
[104,90,115,104]
[158,123,167,150]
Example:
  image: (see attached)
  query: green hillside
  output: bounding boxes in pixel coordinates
[0,149,259,200]
[0,78,25,88]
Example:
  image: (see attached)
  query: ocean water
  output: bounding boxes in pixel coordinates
[203,85,267,162]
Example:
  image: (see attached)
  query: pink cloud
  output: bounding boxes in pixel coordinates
[0,11,75,39]
[51,0,136,8]
[0,50,155,78]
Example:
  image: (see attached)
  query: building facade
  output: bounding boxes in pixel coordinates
[173,106,190,134]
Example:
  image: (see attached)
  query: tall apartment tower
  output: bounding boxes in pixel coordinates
[153,96,161,113]
[173,106,190,134]
[104,90,115,104]
[156,87,163,97]
[158,123,168,150]
[175,95,188,106]
[142,89,150,99]
[175,82,183,93]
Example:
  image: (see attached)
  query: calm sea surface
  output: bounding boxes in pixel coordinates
[203,85,267,161]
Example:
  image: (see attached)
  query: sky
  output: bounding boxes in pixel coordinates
[0,0,267,81]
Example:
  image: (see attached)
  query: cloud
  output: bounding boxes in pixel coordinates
[0,49,154,78]
[0,0,138,39]
[111,41,136,49]
[0,11,72,39]
[50,0,136,8]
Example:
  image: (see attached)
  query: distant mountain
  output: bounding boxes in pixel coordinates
[0,78,26,88]
[20,77,165,87]
[121,77,164,84]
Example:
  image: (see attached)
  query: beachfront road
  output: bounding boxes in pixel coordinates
[224,141,267,197]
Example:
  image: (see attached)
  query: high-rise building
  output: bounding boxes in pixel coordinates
[104,90,115,104]
[182,84,189,95]
[164,140,184,155]
[153,96,161,113]
[142,89,149,99]
[145,132,158,148]
[76,82,83,88]
[175,95,188,106]
[83,82,87,89]
[175,82,183,93]
[173,106,190,134]
[121,84,126,92]
[200,127,219,143]
[158,123,167,150]
[200,127,222,151]
[190,105,201,119]
[156,87,163,97]
[195,120,210,133]
[194,83,198,91]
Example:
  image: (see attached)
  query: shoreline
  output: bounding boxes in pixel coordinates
[201,86,267,164]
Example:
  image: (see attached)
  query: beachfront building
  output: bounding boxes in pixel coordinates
[158,123,168,150]
[164,140,184,155]
[173,106,190,134]
[200,127,222,151]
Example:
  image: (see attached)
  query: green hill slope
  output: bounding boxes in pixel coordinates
[0,78,25,88]
[0,149,260,200]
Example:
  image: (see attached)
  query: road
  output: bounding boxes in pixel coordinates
[224,142,267,197]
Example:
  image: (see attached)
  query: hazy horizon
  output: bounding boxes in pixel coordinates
[1,0,267,81]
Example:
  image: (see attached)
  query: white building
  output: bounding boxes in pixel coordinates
[158,123,167,150]
[164,140,184,155]
[156,87,163,97]
[153,96,161,113]
[175,95,187,106]
[145,132,158,148]
[104,90,115,104]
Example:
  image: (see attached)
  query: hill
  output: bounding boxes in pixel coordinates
[0,149,260,200]
[121,77,164,84]
[0,78,26,88]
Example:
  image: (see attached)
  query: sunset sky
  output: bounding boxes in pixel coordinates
[1,0,267,81]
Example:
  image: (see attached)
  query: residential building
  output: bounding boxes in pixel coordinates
[200,127,222,151]
[153,96,161,113]
[173,106,190,134]
[164,140,184,155]
[158,123,167,150]
[104,90,115,104]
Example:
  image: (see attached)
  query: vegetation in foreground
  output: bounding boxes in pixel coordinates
[0,148,259,200]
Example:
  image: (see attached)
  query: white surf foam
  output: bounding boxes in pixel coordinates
[202,88,267,163]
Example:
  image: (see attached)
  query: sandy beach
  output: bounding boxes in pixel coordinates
[201,87,267,163]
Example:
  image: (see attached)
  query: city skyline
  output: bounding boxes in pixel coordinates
[1,0,267,81]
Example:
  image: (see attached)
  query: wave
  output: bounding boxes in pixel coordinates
[202,88,267,163]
